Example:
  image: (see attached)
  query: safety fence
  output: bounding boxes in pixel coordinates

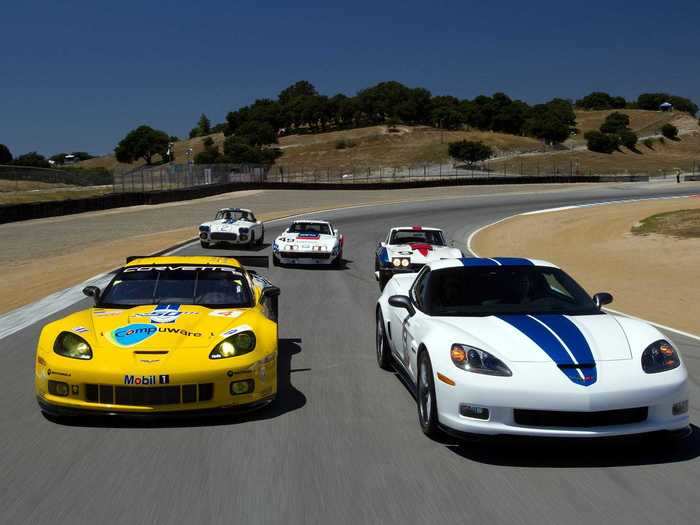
[113,161,700,193]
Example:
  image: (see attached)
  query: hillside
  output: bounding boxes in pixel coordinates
[76,109,696,174]
[490,123,700,176]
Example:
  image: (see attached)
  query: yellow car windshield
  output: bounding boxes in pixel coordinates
[99,265,253,308]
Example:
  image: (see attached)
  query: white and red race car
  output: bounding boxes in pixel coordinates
[375,226,462,289]
[272,219,343,266]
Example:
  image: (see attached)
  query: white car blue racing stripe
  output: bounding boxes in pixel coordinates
[496,314,597,386]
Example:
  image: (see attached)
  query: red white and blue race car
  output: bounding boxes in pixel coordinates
[375,226,462,289]
[272,220,344,267]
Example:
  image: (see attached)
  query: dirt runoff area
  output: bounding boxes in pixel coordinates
[471,195,700,335]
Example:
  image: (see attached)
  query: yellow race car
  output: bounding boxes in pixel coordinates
[35,255,280,418]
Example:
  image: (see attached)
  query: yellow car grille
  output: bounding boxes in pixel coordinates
[85,383,214,406]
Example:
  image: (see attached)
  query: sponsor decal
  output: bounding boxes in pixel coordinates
[109,324,202,347]
[124,374,170,385]
[124,266,242,274]
[93,309,121,317]
[133,304,198,324]
[72,326,89,334]
[47,369,71,377]
[209,310,243,319]
[497,314,597,386]
[220,324,252,338]
[297,233,321,240]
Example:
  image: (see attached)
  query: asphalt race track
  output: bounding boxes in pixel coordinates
[2,183,699,525]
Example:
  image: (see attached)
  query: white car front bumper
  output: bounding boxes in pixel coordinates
[434,360,689,437]
[274,251,337,265]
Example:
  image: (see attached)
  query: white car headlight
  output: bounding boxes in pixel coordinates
[450,344,511,376]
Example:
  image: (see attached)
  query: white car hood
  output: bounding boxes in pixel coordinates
[204,219,255,233]
[386,244,461,263]
[435,313,632,363]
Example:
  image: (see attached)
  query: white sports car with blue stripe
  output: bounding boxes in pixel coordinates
[376,257,689,439]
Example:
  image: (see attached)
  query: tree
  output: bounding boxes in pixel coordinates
[114,125,170,165]
[575,92,625,110]
[448,140,493,164]
[222,137,282,164]
[13,151,50,168]
[600,112,631,134]
[661,123,679,139]
[234,121,277,147]
[278,81,318,106]
[585,131,620,153]
[619,130,638,149]
[0,144,13,164]
[638,93,698,115]
[525,101,574,145]
[189,113,212,138]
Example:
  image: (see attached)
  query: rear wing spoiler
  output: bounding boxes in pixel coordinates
[125,255,269,268]
[229,255,269,269]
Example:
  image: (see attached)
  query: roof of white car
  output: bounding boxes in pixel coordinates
[428,257,559,271]
[391,226,443,232]
[290,219,331,225]
[218,208,253,213]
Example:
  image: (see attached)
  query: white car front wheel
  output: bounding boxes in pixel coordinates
[417,351,441,439]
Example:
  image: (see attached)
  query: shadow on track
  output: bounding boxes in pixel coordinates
[44,338,306,429]
[386,361,700,467]
[203,242,271,253]
[446,424,700,467]
[275,258,352,271]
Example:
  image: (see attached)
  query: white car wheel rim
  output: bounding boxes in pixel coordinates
[419,362,431,424]
[376,316,384,361]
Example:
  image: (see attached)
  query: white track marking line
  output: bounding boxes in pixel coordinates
[467,195,700,343]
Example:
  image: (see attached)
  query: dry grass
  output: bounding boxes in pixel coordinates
[489,130,700,175]
[0,187,112,205]
[275,125,542,171]
[0,179,73,192]
[632,208,700,238]
[78,133,227,171]
[571,109,678,141]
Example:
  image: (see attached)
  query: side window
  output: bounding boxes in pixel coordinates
[411,268,431,311]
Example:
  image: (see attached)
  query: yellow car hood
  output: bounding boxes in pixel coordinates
[86,305,255,351]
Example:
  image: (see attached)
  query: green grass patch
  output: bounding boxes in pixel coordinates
[631,208,700,238]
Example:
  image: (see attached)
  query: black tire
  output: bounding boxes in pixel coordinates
[333,252,343,268]
[249,232,255,248]
[374,257,380,272]
[272,255,280,267]
[200,240,212,249]
[417,351,442,439]
[258,229,265,246]
[376,308,393,370]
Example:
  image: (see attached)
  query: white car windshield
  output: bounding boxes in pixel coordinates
[422,266,600,316]
[390,230,445,245]
[216,210,253,222]
[288,223,331,235]
[99,266,253,308]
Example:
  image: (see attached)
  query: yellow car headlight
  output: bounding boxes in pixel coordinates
[53,332,93,360]
[209,331,257,359]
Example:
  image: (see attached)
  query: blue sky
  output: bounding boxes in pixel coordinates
[1,0,698,156]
